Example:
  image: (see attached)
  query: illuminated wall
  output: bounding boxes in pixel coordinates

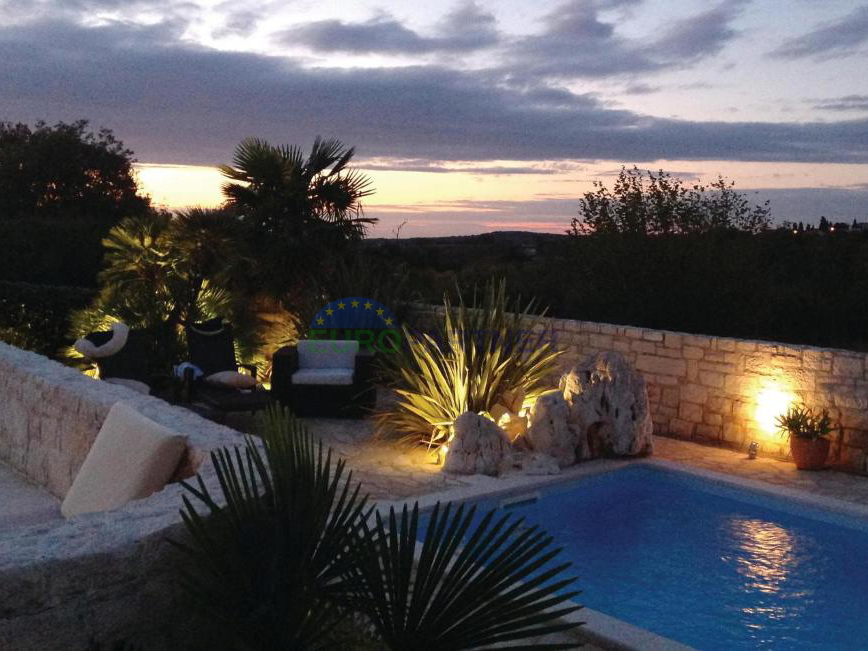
[416,306,868,472]
[542,319,868,470]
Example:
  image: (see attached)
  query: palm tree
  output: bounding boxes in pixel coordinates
[220,137,374,239]
[219,137,375,295]
[174,405,582,650]
[69,208,260,369]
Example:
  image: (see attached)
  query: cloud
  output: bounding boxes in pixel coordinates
[769,6,868,60]
[645,0,745,62]
[813,94,868,112]
[280,1,498,55]
[1,18,867,166]
[624,83,659,94]
[506,0,745,79]
[359,160,565,175]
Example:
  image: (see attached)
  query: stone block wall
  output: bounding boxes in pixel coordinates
[0,342,244,647]
[546,319,868,472]
[413,308,868,472]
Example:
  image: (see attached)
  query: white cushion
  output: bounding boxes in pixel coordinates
[61,402,188,518]
[297,339,359,370]
[292,368,354,386]
[205,370,256,389]
[104,377,151,395]
[73,322,129,359]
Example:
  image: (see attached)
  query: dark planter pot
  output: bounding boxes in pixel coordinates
[790,437,830,470]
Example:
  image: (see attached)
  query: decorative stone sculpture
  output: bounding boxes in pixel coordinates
[525,390,579,467]
[444,411,512,476]
[560,351,653,458]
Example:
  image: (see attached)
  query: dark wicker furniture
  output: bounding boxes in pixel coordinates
[272,341,376,418]
[184,318,271,415]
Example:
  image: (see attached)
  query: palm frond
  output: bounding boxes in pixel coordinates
[349,502,582,650]
[172,404,372,649]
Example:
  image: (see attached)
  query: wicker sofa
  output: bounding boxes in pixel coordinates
[271,339,376,418]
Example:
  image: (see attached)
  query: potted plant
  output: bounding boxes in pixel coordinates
[776,405,836,470]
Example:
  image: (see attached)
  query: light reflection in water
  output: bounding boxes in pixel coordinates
[723,515,813,639]
[730,518,795,595]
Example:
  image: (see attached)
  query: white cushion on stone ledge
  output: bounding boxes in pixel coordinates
[292,368,354,386]
[104,377,151,395]
[61,402,187,518]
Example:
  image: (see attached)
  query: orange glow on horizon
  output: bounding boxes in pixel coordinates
[134,159,868,237]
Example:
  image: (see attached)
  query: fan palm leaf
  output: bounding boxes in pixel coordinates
[173,405,372,649]
[349,502,582,650]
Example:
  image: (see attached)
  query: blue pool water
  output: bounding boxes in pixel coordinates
[478,466,868,650]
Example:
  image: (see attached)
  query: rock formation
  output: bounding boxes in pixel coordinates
[444,411,512,476]
[560,351,653,457]
[525,390,579,467]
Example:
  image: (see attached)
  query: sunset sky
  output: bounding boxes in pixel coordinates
[3,0,868,236]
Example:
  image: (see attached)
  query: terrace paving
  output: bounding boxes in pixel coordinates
[301,418,868,507]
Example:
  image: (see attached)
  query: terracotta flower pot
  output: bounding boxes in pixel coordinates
[789,437,830,470]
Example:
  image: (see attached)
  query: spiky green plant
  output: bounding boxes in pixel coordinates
[376,280,563,450]
[174,405,583,650]
[173,404,372,649]
[349,502,582,650]
[776,404,837,441]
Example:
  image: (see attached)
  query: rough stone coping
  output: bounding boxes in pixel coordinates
[377,457,868,651]
[413,303,868,357]
[0,342,247,572]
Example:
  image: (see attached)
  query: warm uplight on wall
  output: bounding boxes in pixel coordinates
[754,386,795,438]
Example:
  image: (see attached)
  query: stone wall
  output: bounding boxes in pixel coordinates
[546,319,868,472]
[0,342,244,647]
[413,309,868,473]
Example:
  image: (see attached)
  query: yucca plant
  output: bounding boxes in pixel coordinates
[376,279,563,450]
[173,404,372,649]
[349,502,581,650]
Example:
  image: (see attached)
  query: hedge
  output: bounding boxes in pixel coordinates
[0,281,96,357]
[0,217,114,286]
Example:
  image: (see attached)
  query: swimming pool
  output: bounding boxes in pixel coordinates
[479,465,868,650]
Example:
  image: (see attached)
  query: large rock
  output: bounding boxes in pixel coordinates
[560,352,653,458]
[444,411,512,476]
[525,390,579,467]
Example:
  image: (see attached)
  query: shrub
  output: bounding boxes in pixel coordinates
[569,166,771,236]
[376,280,563,451]
[0,281,95,356]
[175,405,580,649]
[0,217,113,286]
[776,405,837,441]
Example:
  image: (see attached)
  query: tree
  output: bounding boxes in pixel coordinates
[219,137,375,295]
[70,208,261,368]
[0,120,149,220]
[569,166,771,236]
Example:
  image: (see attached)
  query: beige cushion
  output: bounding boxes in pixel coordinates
[205,370,256,389]
[61,402,188,518]
[104,377,151,395]
[292,368,354,386]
